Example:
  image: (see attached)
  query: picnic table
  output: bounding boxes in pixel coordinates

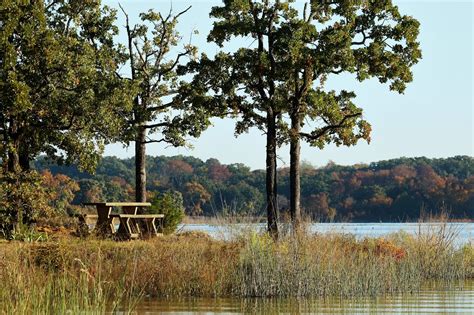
[83,202,164,239]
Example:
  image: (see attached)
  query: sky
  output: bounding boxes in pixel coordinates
[103,0,473,170]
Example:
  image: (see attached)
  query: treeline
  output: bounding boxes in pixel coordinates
[34,155,474,222]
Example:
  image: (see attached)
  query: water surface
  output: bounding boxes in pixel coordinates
[132,280,474,314]
[178,222,474,245]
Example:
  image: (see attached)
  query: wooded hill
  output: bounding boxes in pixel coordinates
[34,155,473,222]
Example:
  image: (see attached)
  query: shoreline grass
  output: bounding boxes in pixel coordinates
[0,228,473,313]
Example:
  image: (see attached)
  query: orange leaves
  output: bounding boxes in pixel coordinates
[40,170,80,215]
[208,162,231,182]
[372,239,407,261]
[351,238,407,262]
[166,159,194,175]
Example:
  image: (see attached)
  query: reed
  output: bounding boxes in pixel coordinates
[0,227,472,313]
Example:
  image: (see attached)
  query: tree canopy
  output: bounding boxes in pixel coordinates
[118,5,213,201]
[183,0,421,233]
[0,0,132,173]
[279,0,422,226]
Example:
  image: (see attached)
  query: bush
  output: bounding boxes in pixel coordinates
[149,191,185,234]
[0,171,53,238]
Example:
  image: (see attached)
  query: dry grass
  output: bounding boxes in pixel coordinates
[0,227,472,313]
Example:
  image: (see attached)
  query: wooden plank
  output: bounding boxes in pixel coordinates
[151,217,158,236]
[118,214,164,219]
[83,202,151,207]
[108,202,151,207]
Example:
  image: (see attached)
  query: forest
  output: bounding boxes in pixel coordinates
[34,155,473,222]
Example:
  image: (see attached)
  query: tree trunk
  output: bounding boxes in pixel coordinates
[266,110,278,239]
[290,112,302,230]
[19,144,30,171]
[7,119,20,174]
[7,146,20,174]
[135,126,147,202]
[7,140,30,172]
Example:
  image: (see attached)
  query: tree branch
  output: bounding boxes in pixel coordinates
[144,122,170,129]
[147,101,174,112]
[300,112,362,141]
[142,139,167,144]
[351,30,369,46]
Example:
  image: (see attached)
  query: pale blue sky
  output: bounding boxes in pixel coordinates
[104,0,473,169]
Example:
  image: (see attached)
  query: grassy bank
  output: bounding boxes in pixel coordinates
[1,228,473,313]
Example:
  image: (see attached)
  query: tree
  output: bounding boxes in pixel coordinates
[283,0,421,227]
[206,158,231,182]
[41,170,80,216]
[184,181,211,215]
[0,0,132,174]
[185,0,419,235]
[118,6,211,202]
[303,192,336,222]
[185,1,299,238]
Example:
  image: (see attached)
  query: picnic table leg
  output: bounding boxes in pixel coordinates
[124,217,140,239]
[135,218,141,235]
[158,217,164,235]
[95,205,113,236]
[140,218,153,239]
[150,218,158,236]
[118,206,139,236]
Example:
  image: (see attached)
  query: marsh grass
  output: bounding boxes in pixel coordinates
[0,226,472,313]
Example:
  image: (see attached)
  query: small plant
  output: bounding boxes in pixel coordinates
[149,191,185,234]
[10,228,49,243]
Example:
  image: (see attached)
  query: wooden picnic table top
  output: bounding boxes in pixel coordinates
[109,214,164,219]
[83,202,152,207]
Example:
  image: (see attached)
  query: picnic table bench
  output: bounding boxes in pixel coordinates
[83,202,164,239]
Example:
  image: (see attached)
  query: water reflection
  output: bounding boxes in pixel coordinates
[132,280,474,314]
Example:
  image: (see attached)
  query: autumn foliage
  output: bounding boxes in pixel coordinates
[31,155,473,222]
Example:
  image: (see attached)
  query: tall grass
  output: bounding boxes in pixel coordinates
[0,242,143,314]
[0,227,472,313]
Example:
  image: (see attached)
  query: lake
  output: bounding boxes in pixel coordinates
[132,280,474,314]
[178,222,474,246]
[124,222,474,314]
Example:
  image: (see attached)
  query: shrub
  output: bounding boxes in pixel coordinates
[0,171,53,238]
[149,191,185,234]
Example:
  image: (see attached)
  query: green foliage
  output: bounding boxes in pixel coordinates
[119,5,211,147]
[183,0,421,227]
[185,0,422,147]
[150,191,185,234]
[0,171,53,238]
[9,228,49,242]
[0,0,133,173]
[36,155,474,222]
